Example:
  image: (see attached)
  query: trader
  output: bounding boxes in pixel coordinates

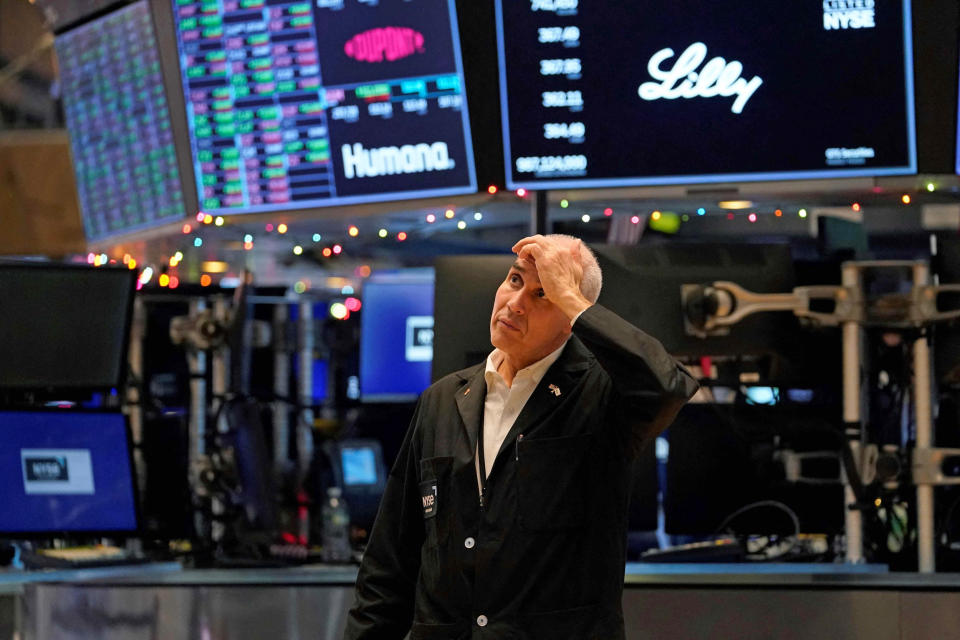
[345,234,698,639]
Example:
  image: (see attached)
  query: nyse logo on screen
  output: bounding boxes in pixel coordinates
[823,0,876,30]
[343,27,425,63]
[21,449,95,495]
[342,142,455,179]
[638,43,763,115]
[24,457,69,482]
[405,316,434,362]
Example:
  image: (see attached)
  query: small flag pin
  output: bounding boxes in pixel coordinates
[548,384,561,397]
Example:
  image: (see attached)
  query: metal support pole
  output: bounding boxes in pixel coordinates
[297,301,315,483]
[210,298,230,544]
[273,303,291,470]
[841,263,863,563]
[913,262,936,572]
[187,299,208,461]
[127,297,147,500]
[531,190,548,235]
[212,297,230,434]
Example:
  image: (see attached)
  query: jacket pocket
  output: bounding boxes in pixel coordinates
[419,456,454,546]
[409,620,468,640]
[518,603,619,639]
[516,433,593,532]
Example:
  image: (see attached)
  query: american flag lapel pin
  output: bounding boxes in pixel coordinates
[548,384,561,397]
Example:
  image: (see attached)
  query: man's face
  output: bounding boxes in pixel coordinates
[489,258,572,366]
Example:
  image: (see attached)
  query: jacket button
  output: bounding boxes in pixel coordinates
[464,537,476,549]
[476,615,488,627]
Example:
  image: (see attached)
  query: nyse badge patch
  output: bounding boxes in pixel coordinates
[420,480,438,519]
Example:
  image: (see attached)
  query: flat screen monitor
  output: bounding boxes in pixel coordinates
[433,254,513,380]
[360,270,435,401]
[167,0,476,214]
[433,247,839,386]
[495,0,916,189]
[342,446,379,486]
[55,1,190,242]
[0,263,136,391]
[0,411,139,536]
[663,403,844,536]
[329,438,387,533]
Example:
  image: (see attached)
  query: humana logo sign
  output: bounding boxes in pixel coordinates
[341,141,455,179]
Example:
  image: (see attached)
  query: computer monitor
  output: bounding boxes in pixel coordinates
[0,263,136,391]
[161,0,477,215]
[327,438,388,534]
[593,243,841,386]
[433,254,513,380]
[432,246,839,386]
[663,403,844,536]
[359,270,435,401]
[54,0,193,242]
[495,0,915,189]
[0,410,139,536]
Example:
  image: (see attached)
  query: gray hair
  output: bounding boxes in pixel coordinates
[545,234,603,303]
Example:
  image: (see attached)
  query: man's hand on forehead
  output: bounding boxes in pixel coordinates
[511,235,591,321]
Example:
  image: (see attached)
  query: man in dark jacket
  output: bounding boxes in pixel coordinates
[345,234,698,639]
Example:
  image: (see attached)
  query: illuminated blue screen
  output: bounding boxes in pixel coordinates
[342,447,378,486]
[360,271,434,401]
[0,411,138,534]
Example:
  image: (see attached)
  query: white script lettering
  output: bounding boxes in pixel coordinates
[637,42,763,114]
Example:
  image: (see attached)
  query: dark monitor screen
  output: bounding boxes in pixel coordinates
[360,271,434,401]
[664,403,844,536]
[167,0,476,214]
[433,247,839,386]
[0,263,136,390]
[0,411,138,535]
[55,1,189,242]
[594,243,840,385]
[433,254,513,380]
[496,0,915,189]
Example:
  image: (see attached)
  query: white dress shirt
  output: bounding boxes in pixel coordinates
[477,342,567,485]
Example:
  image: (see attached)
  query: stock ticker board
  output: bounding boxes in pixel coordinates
[56,1,187,242]
[171,0,477,215]
[496,0,916,189]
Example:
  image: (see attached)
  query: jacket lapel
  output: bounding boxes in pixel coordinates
[454,364,487,457]
[497,336,592,455]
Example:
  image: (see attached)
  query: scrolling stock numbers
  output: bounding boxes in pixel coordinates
[516,0,585,176]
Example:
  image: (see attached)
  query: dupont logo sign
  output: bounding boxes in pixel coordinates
[341,142,455,179]
[344,27,425,63]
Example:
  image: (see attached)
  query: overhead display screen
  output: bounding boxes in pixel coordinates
[56,1,188,242]
[496,0,916,189]
[171,0,476,214]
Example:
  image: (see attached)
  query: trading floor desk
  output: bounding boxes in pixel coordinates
[5,563,960,639]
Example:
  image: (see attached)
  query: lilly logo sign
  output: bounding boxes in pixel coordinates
[638,42,763,114]
[344,27,425,63]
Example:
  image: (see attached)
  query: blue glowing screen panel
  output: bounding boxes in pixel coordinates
[0,412,138,535]
[360,272,434,401]
[170,0,476,214]
[341,447,378,485]
[496,0,916,189]
[55,1,187,242]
